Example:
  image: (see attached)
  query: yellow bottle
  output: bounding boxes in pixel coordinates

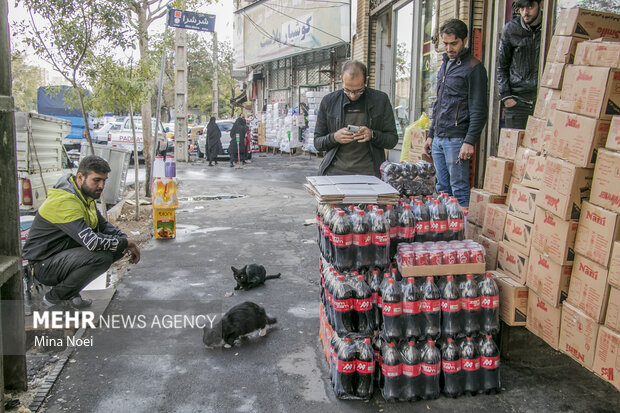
[164,178,178,208]
[153,178,165,208]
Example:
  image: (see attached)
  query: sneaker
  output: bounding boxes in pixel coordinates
[69,295,92,309]
[41,293,63,309]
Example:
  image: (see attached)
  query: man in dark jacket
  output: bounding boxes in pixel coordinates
[424,19,488,207]
[497,0,542,129]
[314,60,398,177]
[23,156,141,309]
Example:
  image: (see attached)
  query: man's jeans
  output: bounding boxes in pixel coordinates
[432,137,470,207]
[31,247,124,301]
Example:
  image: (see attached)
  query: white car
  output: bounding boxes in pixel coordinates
[93,122,122,144]
[197,120,234,159]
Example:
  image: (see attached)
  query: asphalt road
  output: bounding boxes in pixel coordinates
[39,153,620,412]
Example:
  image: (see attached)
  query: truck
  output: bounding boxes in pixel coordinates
[37,86,94,150]
[107,116,174,161]
[15,112,75,213]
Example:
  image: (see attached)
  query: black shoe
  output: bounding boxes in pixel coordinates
[230,163,234,167]
[242,161,246,165]
[69,295,92,309]
[208,162,213,166]
[214,161,218,165]
[42,293,63,309]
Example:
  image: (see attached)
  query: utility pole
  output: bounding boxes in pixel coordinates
[175,27,188,162]
[212,31,219,118]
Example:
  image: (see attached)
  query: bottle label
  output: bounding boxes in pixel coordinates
[441,298,461,313]
[389,226,399,239]
[448,218,465,231]
[371,292,378,305]
[336,359,356,373]
[354,297,373,312]
[332,233,352,247]
[481,356,500,369]
[421,299,441,313]
[481,295,500,309]
[461,297,481,311]
[421,362,440,376]
[442,359,462,373]
[462,357,480,371]
[333,298,353,312]
[399,225,415,239]
[403,300,420,314]
[430,219,448,233]
[372,232,389,246]
[382,302,403,316]
[415,221,430,234]
[377,295,383,308]
[352,233,372,247]
[381,362,402,377]
[356,360,375,374]
[402,363,421,377]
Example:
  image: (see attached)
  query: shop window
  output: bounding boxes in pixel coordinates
[394,1,414,138]
[421,0,440,118]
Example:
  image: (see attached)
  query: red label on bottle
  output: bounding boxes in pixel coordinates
[462,357,480,371]
[382,302,403,316]
[332,233,352,247]
[441,298,461,313]
[372,232,389,245]
[421,362,440,376]
[403,300,420,314]
[377,295,383,308]
[442,359,462,373]
[381,362,402,377]
[461,297,481,311]
[481,356,500,369]
[352,233,372,247]
[333,298,353,312]
[430,219,448,233]
[481,295,500,309]
[336,359,356,373]
[356,360,375,374]
[402,363,421,377]
[399,225,415,239]
[421,299,441,313]
[415,221,430,234]
[354,297,373,312]
[448,218,465,231]
[389,226,399,239]
[372,292,378,305]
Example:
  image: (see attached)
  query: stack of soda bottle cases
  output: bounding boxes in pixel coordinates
[316,193,502,401]
[151,155,178,239]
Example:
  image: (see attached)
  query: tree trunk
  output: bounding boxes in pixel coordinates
[137,7,153,197]
[76,86,94,155]
[129,101,140,220]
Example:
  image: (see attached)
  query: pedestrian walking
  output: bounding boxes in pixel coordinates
[206,116,222,166]
[229,117,248,167]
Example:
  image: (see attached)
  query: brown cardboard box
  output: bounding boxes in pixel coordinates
[548,111,611,168]
[541,63,566,89]
[468,188,505,227]
[607,116,620,151]
[503,213,533,255]
[559,301,599,369]
[574,201,620,267]
[609,242,620,289]
[590,149,620,214]
[512,147,538,181]
[531,207,578,265]
[592,326,620,391]
[536,156,593,221]
[560,66,620,120]
[482,204,508,242]
[527,248,572,307]
[484,157,513,196]
[606,286,620,333]
[534,88,562,120]
[523,116,548,151]
[497,128,525,160]
[546,35,583,63]
[496,276,528,326]
[574,40,620,68]
[554,8,620,39]
[526,289,562,350]
[506,183,538,223]
[466,222,482,241]
[497,241,530,284]
[521,155,546,190]
[479,234,499,271]
[567,254,610,323]
[410,128,427,151]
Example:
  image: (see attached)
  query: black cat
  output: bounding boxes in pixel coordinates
[202,301,277,349]
[231,264,281,290]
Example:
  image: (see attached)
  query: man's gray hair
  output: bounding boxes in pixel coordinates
[342,60,367,79]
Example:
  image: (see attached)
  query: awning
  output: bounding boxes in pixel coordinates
[231,91,248,106]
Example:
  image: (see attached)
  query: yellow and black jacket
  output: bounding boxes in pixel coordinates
[22,174,128,262]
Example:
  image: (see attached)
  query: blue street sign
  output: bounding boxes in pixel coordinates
[168,9,216,32]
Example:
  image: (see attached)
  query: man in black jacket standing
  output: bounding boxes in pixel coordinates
[314,60,398,177]
[424,19,488,207]
[497,0,542,129]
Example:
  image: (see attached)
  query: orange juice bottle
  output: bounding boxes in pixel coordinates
[164,178,178,208]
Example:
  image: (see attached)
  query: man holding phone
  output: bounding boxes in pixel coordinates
[314,60,398,177]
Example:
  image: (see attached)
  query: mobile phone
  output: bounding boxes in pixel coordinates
[347,125,360,133]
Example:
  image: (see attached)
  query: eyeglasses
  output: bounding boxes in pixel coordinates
[343,87,366,97]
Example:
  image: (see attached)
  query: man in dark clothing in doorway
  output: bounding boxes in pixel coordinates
[497,0,543,129]
[314,60,398,177]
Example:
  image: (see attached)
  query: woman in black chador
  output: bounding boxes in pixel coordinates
[228,117,248,167]
[206,117,222,166]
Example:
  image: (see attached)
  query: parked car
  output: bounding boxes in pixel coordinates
[197,120,234,159]
[107,116,173,162]
[93,122,122,144]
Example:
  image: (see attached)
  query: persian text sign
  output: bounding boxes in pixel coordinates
[168,9,215,32]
